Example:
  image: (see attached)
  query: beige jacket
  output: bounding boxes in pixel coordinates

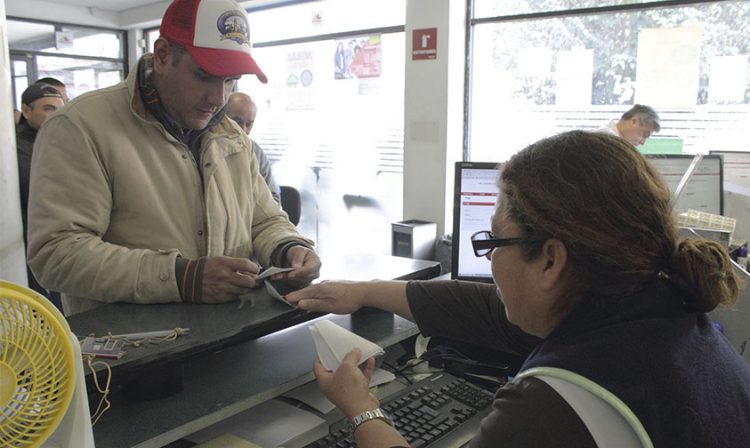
[28,60,311,315]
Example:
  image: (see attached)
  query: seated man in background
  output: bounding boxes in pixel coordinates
[28,0,320,315]
[16,83,65,300]
[227,91,281,204]
[596,104,660,147]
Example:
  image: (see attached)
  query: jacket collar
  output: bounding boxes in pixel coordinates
[125,54,240,157]
[126,53,226,148]
[16,121,37,144]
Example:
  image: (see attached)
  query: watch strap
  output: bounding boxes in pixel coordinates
[348,408,393,435]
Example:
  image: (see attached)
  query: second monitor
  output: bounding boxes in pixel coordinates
[451,162,499,282]
[646,154,723,216]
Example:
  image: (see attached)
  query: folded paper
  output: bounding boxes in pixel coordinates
[265,281,291,306]
[257,266,295,281]
[309,320,384,371]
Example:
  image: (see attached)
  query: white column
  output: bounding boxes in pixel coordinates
[0,0,28,285]
[403,0,466,238]
[128,28,145,70]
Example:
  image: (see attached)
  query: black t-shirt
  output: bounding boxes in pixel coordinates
[406,280,596,447]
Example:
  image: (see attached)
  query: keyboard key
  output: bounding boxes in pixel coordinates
[419,405,440,418]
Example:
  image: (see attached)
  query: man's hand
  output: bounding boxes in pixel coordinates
[270,246,321,286]
[201,256,261,303]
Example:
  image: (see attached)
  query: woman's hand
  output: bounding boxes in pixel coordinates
[286,281,366,314]
[314,348,379,419]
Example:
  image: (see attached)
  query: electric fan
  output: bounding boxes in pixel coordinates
[0,280,94,447]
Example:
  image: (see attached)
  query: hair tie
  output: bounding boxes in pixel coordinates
[657,270,671,281]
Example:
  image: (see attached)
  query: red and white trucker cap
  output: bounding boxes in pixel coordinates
[160,0,267,82]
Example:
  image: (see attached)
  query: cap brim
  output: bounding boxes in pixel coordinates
[186,46,268,83]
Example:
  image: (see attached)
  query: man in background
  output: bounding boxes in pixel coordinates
[596,104,660,147]
[28,0,320,315]
[15,83,65,302]
[226,92,281,204]
[36,77,69,103]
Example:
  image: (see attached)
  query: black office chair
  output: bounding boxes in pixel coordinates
[280,185,301,226]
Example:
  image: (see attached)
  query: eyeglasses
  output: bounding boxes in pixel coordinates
[470,230,532,257]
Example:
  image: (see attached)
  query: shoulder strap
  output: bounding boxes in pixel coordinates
[516,367,653,448]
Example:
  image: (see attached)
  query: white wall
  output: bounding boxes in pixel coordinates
[403,0,466,237]
[0,0,27,285]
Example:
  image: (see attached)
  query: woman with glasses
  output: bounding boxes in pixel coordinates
[287,131,750,447]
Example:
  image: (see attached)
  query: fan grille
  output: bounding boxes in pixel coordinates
[0,283,76,447]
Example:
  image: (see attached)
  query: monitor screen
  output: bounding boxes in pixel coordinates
[709,151,750,192]
[451,162,499,282]
[645,154,723,215]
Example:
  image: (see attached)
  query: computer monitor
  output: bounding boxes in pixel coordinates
[645,154,723,215]
[451,162,499,282]
[709,151,750,191]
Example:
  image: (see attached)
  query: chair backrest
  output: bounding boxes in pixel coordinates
[515,367,653,448]
[280,185,301,226]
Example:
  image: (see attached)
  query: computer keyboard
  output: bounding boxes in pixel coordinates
[303,372,498,448]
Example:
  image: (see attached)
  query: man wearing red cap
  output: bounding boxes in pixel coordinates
[28,0,320,315]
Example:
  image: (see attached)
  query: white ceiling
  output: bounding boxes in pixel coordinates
[5,0,285,31]
[31,0,277,13]
[43,0,163,12]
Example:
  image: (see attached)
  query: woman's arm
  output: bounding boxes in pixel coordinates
[286,280,414,321]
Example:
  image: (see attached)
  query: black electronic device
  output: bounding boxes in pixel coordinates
[646,154,724,215]
[710,150,750,191]
[450,162,500,282]
[303,371,498,448]
[420,336,524,380]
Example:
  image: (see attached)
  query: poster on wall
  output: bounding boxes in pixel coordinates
[635,27,701,108]
[412,28,437,60]
[334,34,382,79]
[708,55,747,104]
[286,50,315,110]
[555,49,593,106]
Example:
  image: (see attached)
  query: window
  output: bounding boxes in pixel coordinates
[8,18,126,106]
[469,0,750,162]
[475,0,675,17]
[236,1,406,256]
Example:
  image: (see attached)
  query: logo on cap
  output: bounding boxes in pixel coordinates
[217,11,250,46]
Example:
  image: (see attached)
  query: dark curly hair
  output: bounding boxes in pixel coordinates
[499,130,739,316]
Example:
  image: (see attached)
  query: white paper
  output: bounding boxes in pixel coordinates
[635,27,701,108]
[309,320,384,371]
[555,49,593,106]
[708,55,747,103]
[257,266,295,281]
[265,281,292,306]
[369,367,396,387]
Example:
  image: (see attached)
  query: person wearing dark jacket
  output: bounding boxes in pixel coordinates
[16,82,64,300]
[287,131,750,448]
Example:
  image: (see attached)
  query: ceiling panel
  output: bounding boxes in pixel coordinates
[47,0,163,12]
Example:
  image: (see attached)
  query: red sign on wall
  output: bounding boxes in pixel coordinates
[412,28,437,60]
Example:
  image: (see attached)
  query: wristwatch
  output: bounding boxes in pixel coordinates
[348,408,394,436]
